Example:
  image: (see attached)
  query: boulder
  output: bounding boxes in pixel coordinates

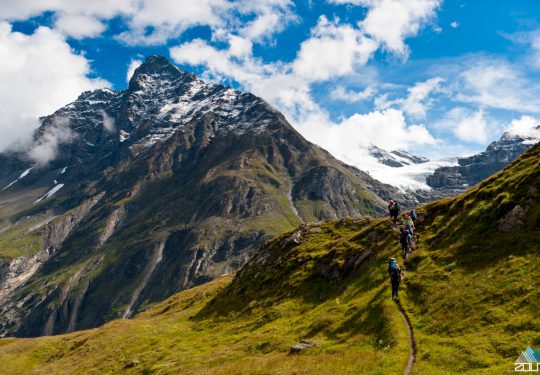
[124,360,140,368]
[498,205,527,232]
[289,341,316,354]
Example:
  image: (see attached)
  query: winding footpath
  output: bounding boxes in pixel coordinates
[396,298,416,374]
[390,209,418,374]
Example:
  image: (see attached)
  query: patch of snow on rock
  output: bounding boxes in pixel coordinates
[35,184,65,203]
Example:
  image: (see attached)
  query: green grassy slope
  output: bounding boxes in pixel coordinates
[0,144,539,374]
[0,218,411,375]
[403,142,540,373]
[0,215,48,259]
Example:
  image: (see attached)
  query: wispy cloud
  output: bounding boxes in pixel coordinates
[375,77,444,119]
[101,111,115,133]
[27,116,77,166]
[455,59,540,113]
[331,86,375,103]
[126,59,143,83]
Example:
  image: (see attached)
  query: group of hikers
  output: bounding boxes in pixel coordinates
[386,199,418,302]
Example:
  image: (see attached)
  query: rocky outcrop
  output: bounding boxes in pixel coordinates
[0,194,102,307]
[96,205,126,249]
[0,248,52,307]
[289,341,317,354]
[44,193,104,250]
[0,195,104,336]
[498,205,528,232]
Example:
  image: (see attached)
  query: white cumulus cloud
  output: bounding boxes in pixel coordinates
[292,16,378,81]
[435,108,494,144]
[126,59,143,83]
[0,23,108,152]
[401,77,444,119]
[454,110,488,143]
[54,13,106,38]
[117,0,228,45]
[0,0,296,45]
[506,115,540,138]
[329,0,441,56]
[374,77,444,120]
[0,0,134,39]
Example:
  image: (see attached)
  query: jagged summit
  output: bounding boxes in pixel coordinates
[132,55,185,77]
[128,55,193,91]
[28,56,280,167]
[136,55,181,73]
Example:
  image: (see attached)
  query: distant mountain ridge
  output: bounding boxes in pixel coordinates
[426,127,540,193]
[0,56,413,337]
[368,144,429,168]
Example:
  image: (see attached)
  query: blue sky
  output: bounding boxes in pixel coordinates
[2,0,540,184]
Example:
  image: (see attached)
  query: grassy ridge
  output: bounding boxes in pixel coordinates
[402,142,540,373]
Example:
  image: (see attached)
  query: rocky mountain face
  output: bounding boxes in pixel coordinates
[424,129,540,196]
[0,56,412,337]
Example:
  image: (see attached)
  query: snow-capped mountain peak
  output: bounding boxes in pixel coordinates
[500,125,540,145]
[33,56,279,161]
[368,144,428,168]
[128,55,190,88]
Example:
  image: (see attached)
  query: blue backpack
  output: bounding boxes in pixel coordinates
[389,263,400,280]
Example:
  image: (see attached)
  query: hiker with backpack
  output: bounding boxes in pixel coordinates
[400,226,413,259]
[388,200,400,223]
[405,221,414,235]
[387,258,402,301]
[409,209,417,224]
[406,212,416,233]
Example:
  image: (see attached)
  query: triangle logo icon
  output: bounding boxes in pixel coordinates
[516,346,540,363]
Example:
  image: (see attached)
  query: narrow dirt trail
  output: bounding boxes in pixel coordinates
[395,300,416,375]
